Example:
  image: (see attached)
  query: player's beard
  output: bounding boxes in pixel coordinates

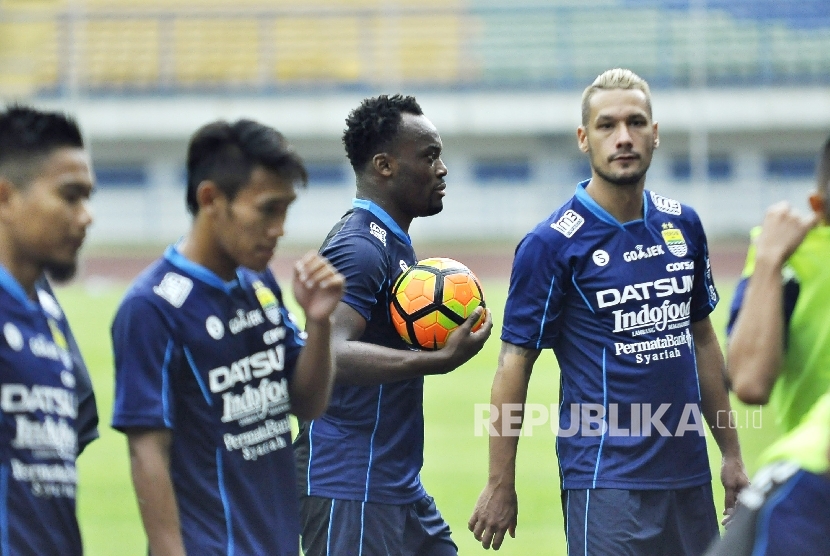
[592,163,647,187]
[44,261,78,283]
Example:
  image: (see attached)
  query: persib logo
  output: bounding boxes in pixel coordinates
[661,223,688,257]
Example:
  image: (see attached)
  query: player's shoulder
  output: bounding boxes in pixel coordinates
[524,195,588,248]
[119,255,191,312]
[323,207,404,264]
[646,190,702,227]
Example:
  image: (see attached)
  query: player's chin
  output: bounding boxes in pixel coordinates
[244,249,275,271]
[425,200,444,216]
[44,260,78,283]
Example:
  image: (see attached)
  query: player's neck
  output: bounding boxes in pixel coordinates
[355,192,413,233]
[585,177,645,223]
[0,241,40,299]
[178,231,237,282]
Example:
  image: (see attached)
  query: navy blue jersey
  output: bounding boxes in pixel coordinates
[0,266,82,555]
[35,277,99,454]
[503,181,718,490]
[111,247,305,556]
[294,199,425,504]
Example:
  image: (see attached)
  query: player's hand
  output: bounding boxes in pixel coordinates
[720,454,749,527]
[468,481,518,550]
[440,307,493,371]
[292,251,345,323]
[755,201,820,267]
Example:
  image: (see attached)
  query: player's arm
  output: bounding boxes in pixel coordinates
[727,202,819,404]
[469,341,539,551]
[692,317,748,522]
[329,301,492,386]
[126,428,187,556]
[287,251,346,420]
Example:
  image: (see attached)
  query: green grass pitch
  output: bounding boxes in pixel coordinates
[55,276,781,555]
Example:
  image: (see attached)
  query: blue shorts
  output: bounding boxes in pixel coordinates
[563,485,719,556]
[299,494,457,556]
[705,463,830,556]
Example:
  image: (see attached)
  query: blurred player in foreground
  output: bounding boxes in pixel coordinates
[706,136,830,555]
[293,94,492,556]
[0,105,95,554]
[469,68,747,554]
[111,119,344,555]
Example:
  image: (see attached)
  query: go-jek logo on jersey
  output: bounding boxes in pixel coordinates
[623,244,665,262]
[661,222,688,257]
[596,276,694,309]
[551,210,584,238]
[208,346,286,394]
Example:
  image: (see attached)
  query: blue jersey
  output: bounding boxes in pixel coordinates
[111,247,305,556]
[294,199,425,504]
[0,266,82,555]
[503,181,718,490]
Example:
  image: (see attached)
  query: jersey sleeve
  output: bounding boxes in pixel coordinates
[111,295,177,431]
[501,232,568,350]
[321,233,387,322]
[263,270,304,380]
[689,213,719,322]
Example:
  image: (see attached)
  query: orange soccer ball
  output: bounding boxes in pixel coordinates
[390,257,486,350]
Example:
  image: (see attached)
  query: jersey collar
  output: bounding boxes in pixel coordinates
[163,245,241,293]
[574,179,649,230]
[352,198,412,246]
[0,264,38,311]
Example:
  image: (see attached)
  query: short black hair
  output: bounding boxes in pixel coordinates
[186,119,307,215]
[0,105,84,188]
[342,94,423,171]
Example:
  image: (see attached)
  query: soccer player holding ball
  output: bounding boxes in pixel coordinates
[111,119,345,555]
[0,105,95,554]
[469,69,747,554]
[293,94,492,556]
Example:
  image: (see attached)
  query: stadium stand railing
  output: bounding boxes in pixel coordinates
[1,0,829,97]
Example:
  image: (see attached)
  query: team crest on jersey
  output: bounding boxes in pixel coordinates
[153,272,193,308]
[551,210,584,238]
[3,322,23,351]
[369,222,387,246]
[47,319,68,351]
[650,192,682,215]
[661,222,688,257]
[253,281,282,325]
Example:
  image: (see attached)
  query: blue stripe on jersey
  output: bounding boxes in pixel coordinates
[571,274,595,314]
[583,489,591,556]
[216,449,235,556]
[592,349,608,488]
[359,501,366,556]
[565,490,570,555]
[307,421,315,495]
[752,470,803,556]
[364,386,384,502]
[0,464,8,556]
[183,347,212,406]
[326,500,335,554]
[536,275,559,350]
[690,337,702,401]
[352,199,412,246]
[161,339,174,427]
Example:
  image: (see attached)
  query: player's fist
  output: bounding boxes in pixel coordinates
[292,251,345,323]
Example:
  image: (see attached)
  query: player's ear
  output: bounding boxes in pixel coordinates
[653,122,660,148]
[195,180,225,214]
[577,126,589,153]
[372,153,395,178]
[808,191,826,220]
[0,176,18,218]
